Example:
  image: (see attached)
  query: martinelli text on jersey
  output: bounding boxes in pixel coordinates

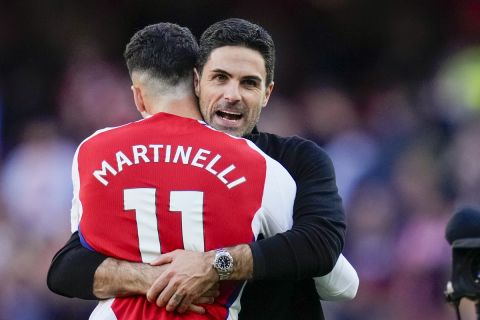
[92,144,247,189]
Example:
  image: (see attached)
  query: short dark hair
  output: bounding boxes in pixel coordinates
[197,18,275,85]
[124,22,199,86]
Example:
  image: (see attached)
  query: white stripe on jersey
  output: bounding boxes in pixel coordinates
[89,299,117,320]
[70,126,128,232]
[226,281,247,320]
[247,139,296,239]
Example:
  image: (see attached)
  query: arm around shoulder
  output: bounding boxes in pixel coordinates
[250,135,346,280]
[47,232,107,299]
[47,232,165,300]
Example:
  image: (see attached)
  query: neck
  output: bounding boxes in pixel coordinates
[133,72,202,120]
[150,93,202,120]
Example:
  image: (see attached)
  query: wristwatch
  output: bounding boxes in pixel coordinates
[213,249,234,280]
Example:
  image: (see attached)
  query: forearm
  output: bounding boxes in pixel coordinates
[94,257,165,299]
[226,244,253,280]
[47,232,165,300]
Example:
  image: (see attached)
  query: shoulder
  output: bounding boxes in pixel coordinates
[77,119,144,150]
[200,125,274,164]
[75,127,114,156]
[252,132,329,156]
[249,132,333,175]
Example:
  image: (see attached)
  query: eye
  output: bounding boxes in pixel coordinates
[242,79,259,88]
[214,74,228,81]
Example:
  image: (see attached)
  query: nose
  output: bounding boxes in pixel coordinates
[223,82,241,103]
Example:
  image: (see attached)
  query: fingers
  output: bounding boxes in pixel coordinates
[167,293,185,312]
[146,272,171,303]
[150,252,174,266]
[193,296,215,305]
[174,284,219,313]
[176,290,218,314]
[202,285,220,298]
[175,292,195,314]
[188,304,206,314]
[209,282,220,291]
[158,279,179,310]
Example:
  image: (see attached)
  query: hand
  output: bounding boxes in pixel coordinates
[146,249,219,313]
[176,284,220,314]
[188,283,220,314]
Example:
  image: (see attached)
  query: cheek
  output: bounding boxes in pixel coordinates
[254,106,263,120]
[202,89,219,106]
[199,93,216,118]
[197,94,207,114]
[245,95,264,116]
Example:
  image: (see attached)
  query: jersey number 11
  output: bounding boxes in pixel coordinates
[124,188,205,263]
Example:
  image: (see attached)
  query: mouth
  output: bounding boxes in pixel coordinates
[215,110,243,121]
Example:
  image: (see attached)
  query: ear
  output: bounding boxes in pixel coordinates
[262,82,274,108]
[193,68,200,97]
[131,85,146,114]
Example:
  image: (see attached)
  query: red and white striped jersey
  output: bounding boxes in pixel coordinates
[70,112,296,320]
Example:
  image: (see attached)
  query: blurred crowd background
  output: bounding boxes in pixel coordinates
[1,0,480,319]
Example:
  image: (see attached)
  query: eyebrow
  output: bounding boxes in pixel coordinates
[211,68,262,83]
[211,68,232,77]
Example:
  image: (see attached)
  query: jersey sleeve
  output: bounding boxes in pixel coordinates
[250,143,296,239]
[313,253,359,301]
[248,134,346,280]
[70,129,108,233]
[70,145,82,233]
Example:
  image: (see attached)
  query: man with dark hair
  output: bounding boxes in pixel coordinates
[197,18,275,83]
[48,19,356,319]
[195,18,275,138]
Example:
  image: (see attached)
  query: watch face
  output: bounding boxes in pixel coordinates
[216,253,233,272]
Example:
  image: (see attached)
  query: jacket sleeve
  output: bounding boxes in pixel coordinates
[47,231,107,299]
[250,134,346,280]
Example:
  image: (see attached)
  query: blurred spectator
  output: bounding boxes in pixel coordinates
[298,83,357,146]
[332,180,400,320]
[389,138,452,320]
[257,95,305,136]
[297,83,379,204]
[363,84,420,144]
[57,42,139,141]
[0,120,74,241]
[445,117,480,205]
[433,46,480,125]
[0,119,97,318]
[0,92,3,159]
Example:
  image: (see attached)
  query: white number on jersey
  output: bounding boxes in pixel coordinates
[124,188,205,263]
